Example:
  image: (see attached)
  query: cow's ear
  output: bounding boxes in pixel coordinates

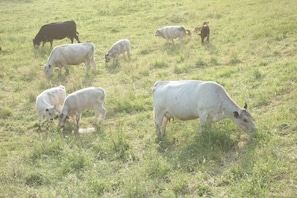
[233,111,239,118]
[243,103,247,109]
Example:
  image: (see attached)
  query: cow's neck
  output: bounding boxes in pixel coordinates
[222,96,241,118]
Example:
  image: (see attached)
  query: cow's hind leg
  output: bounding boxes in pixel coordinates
[49,40,53,48]
[84,60,91,75]
[75,33,80,43]
[94,104,106,126]
[90,57,96,74]
[161,118,169,136]
[155,110,167,136]
[74,114,81,130]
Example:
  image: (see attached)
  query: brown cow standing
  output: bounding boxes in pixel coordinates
[194,22,210,43]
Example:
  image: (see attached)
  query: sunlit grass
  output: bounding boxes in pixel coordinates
[0,0,297,197]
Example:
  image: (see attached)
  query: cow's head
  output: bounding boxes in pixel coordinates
[44,107,55,121]
[58,113,69,128]
[203,21,209,26]
[33,38,40,48]
[233,103,257,133]
[43,64,53,79]
[105,53,111,63]
[155,30,162,37]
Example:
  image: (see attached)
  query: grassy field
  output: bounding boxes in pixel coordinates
[0,0,297,197]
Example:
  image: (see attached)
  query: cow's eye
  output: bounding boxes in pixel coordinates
[243,119,248,122]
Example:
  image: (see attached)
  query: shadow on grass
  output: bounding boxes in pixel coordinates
[156,125,262,173]
[105,61,121,74]
[155,126,259,170]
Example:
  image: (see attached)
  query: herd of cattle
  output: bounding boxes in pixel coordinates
[34,20,257,135]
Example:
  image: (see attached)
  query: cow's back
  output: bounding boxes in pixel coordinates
[162,26,186,38]
[49,43,94,64]
[112,39,130,52]
[153,80,204,120]
[64,87,105,114]
[36,86,66,109]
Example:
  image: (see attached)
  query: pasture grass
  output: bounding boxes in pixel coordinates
[1,0,297,197]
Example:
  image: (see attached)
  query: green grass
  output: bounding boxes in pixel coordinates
[1,0,297,197]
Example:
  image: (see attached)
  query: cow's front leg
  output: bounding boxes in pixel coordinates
[62,64,70,75]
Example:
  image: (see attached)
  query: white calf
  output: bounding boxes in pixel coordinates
[36,85,66,130]
[105,39,131,62]
[155,25,189,44]
[58,87,106,130]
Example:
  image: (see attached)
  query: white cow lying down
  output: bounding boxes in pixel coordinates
[152,80,257,135]
[36,85,66,130]
[105,39,131,63]
[57,87,106,130]
[43,43,96,79]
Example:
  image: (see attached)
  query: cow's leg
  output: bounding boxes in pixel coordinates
[199,113,211,132]
[46,119,49,131]
[162,117,169,136]
[94,104,106,125]
[206,34,209,42]
[179,37,183,45]
[85,60,91,74]
[38,114,42,131]
[91,58,96,74]
[74,33,80,43]
[201,36,205,43]
[62,63,70,75]
[155,111,165,135]
[127,49,131,60]
[70,37,74,44]
[49,40,53,48]
[75,114,81,129]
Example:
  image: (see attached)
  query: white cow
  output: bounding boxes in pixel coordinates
[36,85,66,130]
[105,39,131,62]
[155,25,190,44]
[152,80,257,135]
[43,43,96,79]
[58,87,106,130]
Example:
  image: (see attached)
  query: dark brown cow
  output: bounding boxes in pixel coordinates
[33,20,80,48]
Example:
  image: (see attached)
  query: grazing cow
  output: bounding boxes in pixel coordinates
[43,43,96,80]
[155,25,190,44]
[33,20,80,48]
[152,80,257,136]
[194,22,210,43]
[58,87,106,130]
[36,85,66,130]
[105,39,131,63]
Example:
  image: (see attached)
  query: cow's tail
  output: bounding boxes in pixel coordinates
[152,81,163,93]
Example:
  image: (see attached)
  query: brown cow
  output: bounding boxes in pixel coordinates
[194,22,210,43]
